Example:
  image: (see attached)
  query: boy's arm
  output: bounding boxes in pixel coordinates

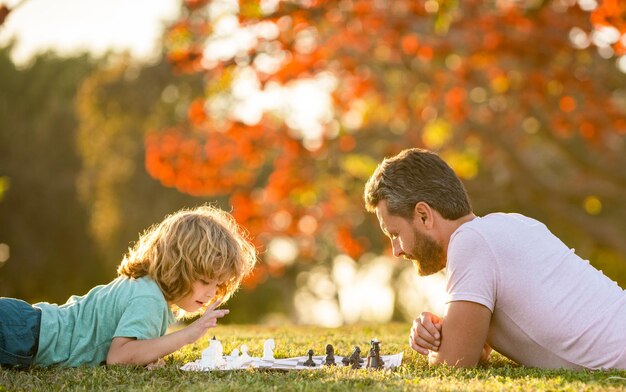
[428,300,491,367]
[106,307,228,366]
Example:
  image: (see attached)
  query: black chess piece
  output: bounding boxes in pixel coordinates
[303,349,316,367]
[324,344,336,366]
[366,339,384,369]
[341,354,350,366]
[349,346,362,369]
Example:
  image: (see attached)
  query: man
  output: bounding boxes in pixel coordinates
[363,148,626,369]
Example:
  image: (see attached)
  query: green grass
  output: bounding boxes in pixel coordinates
[1,323,625,391]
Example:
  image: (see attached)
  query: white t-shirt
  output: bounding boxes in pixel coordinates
[446,213,626,369]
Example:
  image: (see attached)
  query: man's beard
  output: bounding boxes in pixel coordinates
[405,228,446,276]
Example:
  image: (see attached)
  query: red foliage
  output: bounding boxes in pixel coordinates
[0,4,9,26]
[591,0,626,54]
[152,0,626,265]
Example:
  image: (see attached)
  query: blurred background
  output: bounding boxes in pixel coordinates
[1,0,625,326]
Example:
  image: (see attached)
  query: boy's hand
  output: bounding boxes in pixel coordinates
[185,302,229,344]
[409,311,443,355]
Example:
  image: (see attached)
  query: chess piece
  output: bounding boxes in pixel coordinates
[341,354,350,366]
[324,344,336,366]
[262,338,275,361]
[349,346,362,369]
[226,348,241,369]
[366,339,384,370]
[239,344,253,366]
[200,336,225,368]
[303,349,316,367]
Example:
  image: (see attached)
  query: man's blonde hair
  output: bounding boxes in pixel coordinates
[117,205,257,305]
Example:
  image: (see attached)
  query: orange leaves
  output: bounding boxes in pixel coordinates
[145,121,269,196]
[444,87,467,122]
[270,52,316,83]
[0,4,9,26]
[591,0,626,54]
[401,34,420,55]
[166,47,204,74]
[183,0,210,10]
[156,0,626,266]
[187,99,207,126]
[417,46,434,63]
[336,226,364,260]
[559,96,577,113]
[338,135,356,152]
[579,121,596,140]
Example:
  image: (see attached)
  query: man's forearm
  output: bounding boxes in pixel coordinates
[428,349,480,367]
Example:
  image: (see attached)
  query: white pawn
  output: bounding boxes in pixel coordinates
[262,338,275,361]
[227,348,241,369]
[239,343,253,366]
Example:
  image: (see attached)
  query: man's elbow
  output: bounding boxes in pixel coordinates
[428,351,479,368]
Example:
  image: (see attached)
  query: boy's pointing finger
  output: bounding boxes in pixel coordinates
[206,309,229,318]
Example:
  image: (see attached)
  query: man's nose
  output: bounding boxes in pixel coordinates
[392,242,404,258]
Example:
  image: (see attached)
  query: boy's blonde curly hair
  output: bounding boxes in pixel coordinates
[117,205,257,305]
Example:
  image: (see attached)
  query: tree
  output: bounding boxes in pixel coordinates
[0,45,106,302]
[151,0,626,288]
[75,56,288,320]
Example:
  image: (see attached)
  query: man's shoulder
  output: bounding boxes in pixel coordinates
[449,212,543,256]
[455,213,540,237]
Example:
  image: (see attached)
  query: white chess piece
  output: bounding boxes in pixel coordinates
[200,346,215,368]
[200,338,225,369]
[262,338,275,361]
[226,348,241,369]
[212,339,224,365]
[239,343,253,366]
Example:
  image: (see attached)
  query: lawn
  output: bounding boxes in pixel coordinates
[1,323,625,391]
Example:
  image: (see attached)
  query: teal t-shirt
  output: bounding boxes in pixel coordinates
[33,276,175,367]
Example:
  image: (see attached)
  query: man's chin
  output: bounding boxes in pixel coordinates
[412,260,442,276]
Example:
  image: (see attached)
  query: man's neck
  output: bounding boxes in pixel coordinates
[441,212,477,252]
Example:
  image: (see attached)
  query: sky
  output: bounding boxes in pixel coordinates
[0,0,180,65]
[0,0,334,149]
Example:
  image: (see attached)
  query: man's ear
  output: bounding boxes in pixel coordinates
[414,202,433,228]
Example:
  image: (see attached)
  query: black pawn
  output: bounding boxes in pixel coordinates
[366,339,384,370]
[303,349,316,367]
[349,346,362,369]
[324,344,336,366]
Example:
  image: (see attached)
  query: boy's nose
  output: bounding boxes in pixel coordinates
[207,285,217,298]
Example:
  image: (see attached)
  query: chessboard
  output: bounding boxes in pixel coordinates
[180,352,404,372]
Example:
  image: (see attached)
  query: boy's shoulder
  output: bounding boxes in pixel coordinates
[113,275,162,296]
